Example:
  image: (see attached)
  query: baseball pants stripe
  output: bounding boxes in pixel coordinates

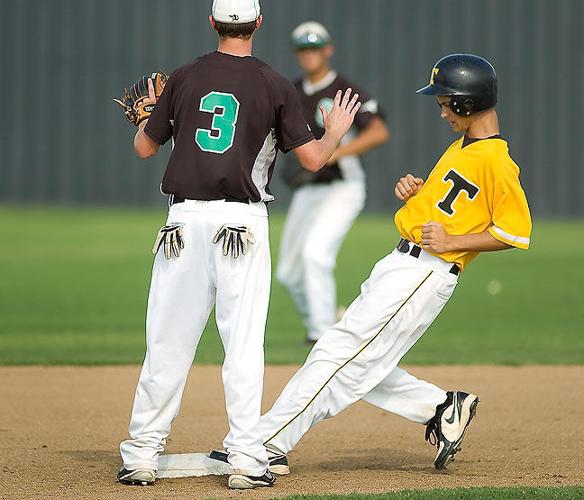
[259,250,454,454]
[264,270,433,444]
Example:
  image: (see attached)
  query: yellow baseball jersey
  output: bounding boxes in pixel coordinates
[394,136,532,270]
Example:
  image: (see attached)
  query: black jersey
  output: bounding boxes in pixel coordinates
[290,71,384,184]
[145,51,314,202]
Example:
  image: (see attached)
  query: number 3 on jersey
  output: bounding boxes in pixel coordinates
[195,91,240,154]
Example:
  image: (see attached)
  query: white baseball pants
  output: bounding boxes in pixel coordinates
[277,181,366,341]
[260,248,455,454]
[120,200,271,476]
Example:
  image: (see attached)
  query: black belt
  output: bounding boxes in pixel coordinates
[170,195,250,206]
[396,238,460,276]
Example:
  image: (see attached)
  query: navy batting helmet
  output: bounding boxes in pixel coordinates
[417,54,497,116]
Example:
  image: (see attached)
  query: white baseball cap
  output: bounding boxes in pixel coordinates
[212,0,261,24]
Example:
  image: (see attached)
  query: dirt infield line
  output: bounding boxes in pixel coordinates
[0,366,582,499]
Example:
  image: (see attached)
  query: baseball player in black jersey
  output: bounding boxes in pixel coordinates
[117,0,361,490]
[278,22,389,343]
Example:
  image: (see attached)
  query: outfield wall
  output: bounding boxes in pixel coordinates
[1,0,582,216]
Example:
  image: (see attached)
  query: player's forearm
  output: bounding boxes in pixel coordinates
[447,230,512,253]
[294,88,362,171]
[295,131,344,172]
[335,118,389,158]
[134,121,160,159]
[314,130,345,168]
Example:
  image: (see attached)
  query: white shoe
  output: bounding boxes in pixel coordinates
[117,467,156,486]
[209,449,290,475]
[228,470,276,489]
[425,391,479,469]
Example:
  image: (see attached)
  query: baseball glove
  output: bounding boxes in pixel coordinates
[113,71,168,126]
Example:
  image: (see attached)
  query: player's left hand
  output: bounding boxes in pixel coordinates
[421,221,453,254]
[114,71,168,126]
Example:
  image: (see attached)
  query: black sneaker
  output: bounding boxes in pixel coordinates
[209,449,290,475]
[228,470,276,489]
[116,467,156,486]
[425,391,479,469]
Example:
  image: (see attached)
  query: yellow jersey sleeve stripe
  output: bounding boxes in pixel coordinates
[488,225,530,249]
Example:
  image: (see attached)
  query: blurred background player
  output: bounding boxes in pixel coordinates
[278,22,389,344]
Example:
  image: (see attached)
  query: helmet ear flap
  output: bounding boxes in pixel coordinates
[450,97,475,116]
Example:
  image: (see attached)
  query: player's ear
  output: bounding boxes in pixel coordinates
[324,45,334,59]
[209,15,216,31]
[255,15,263,31]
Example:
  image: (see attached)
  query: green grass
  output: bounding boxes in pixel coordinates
[279,486,584,499]
[0,207,583,365]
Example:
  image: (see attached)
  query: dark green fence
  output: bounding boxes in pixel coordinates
[1,0,582,215]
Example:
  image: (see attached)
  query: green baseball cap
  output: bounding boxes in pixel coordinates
[291,21,331,49]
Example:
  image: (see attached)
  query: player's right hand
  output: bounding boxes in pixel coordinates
[395,174,424,201]
[321,88,361,139]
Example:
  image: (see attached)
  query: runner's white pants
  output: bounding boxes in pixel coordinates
[277,181,366,341]
[120,200,270,476]
[260,248,455,454]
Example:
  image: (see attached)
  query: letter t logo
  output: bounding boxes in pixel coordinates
[437,169,480,216]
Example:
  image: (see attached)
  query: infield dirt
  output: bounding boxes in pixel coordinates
[1,366,582,499]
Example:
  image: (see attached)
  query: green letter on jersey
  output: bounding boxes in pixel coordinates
[195,92,240,154]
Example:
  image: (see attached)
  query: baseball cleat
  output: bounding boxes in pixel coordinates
[425,391,479,469]
[116,467,156,486]
[266,453,291,476]
[209,449,290,475]
[228,470,276,489]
